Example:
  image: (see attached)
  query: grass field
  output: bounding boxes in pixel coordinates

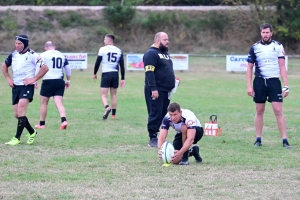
[0,55,300,200]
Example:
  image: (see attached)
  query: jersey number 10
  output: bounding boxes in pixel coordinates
[51,57,63,69]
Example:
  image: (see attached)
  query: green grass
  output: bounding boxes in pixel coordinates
[0,55,300,199]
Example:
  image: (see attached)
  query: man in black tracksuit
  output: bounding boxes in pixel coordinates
[143,32,176,147]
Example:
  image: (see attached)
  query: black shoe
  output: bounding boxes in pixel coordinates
[179,159,189,165]
[283,142,292,149]
[103,108,111,120]
[254,141,262,147]
[148,138,158,148]
[190,146,202,163]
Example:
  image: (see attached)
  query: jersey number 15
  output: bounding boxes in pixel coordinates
[107,52,117,62]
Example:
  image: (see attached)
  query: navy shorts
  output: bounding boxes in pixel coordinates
[101,72,119,88]
[173,126,203,150]
[12,85,35,105]
[40,79,65,97]
[253,77,282,103]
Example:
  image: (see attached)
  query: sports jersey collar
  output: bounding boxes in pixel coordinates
[19,47,29,54]
[260,39,272,45]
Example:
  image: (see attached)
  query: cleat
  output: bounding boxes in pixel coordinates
[179,159,189,165]
[148,138,158,148]
[190,146,202,163]
[254,141,262,147]
[103,108,111,120]
[35,124,45,129]
[60,121,68,130]
[26,131,37,145]
[111,115,116,119]
[5,137,20,146]
[283,142,291,149]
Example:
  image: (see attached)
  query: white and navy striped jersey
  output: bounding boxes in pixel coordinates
[4,49,39,85]
[161,109,202,132]
[98,45,123,73]
[247,40,285,78]
[38,50,71,80]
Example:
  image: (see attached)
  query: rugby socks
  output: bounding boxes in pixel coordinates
[105,105,109,109]
[61,117,67,123]
[24,116,35,134]
[112,109,116,115]
[182,151,189,160]
[283,138,288,144]
[39,121,45,126]
[15,116,27,139]
[188,146,196,157]
[256,137,262,142]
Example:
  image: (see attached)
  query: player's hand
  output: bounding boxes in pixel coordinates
[176,77,180,86]
[120,80,125,87]
[23,78,36,86]
[247,86,254,97]
[34,82,38,89]
[157,149,162,160]
[151,90,159,99]
[65,82,70,89]
[6,77,14,88]
[171,150,182,164]
[282,86,289,98]
[93,75,97,82]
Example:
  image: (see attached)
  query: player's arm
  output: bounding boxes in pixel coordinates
[180,128,196,154]
[157,117,170,159]
[246,46,255,97]
[144,51,158,92]
[2,62,14,88]
[2,54,14,87]
[93,56,102,75]
[171,128,195,163]
[24,58,49,85]
[279,58,289,97]
[158,129,168,150]
[119,53,125,80]
[119,53,125,87]
[64,61,72,89]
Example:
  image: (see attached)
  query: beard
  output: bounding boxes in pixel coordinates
[159,42,168,52]
[262,36,271,43]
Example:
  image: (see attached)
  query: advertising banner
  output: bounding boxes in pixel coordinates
[226,55,288,72]
[64,53,88,69]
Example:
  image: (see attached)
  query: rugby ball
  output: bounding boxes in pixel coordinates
[161,142,175,164]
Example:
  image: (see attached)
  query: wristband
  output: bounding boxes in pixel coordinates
[66,80,70,83]
[282,86,289,92]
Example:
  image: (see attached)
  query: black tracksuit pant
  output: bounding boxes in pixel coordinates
[145,87,170,139]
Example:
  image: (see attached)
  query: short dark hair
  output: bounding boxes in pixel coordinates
[167,102,181,112]
[105,34,115,41]
[260,23,273,32]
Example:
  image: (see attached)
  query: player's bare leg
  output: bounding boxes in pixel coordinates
[101,87,111,119]
[110,88,117,118]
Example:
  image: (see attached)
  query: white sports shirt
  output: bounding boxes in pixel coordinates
[247,40,285,78]
[98,45,123,73]
[161,109,202,132]
[4,49,39,85]
[38,50,71,80]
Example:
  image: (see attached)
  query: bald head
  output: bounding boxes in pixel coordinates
[154,32,169,52]
[154,32,167,43]
[45,41,56,50]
